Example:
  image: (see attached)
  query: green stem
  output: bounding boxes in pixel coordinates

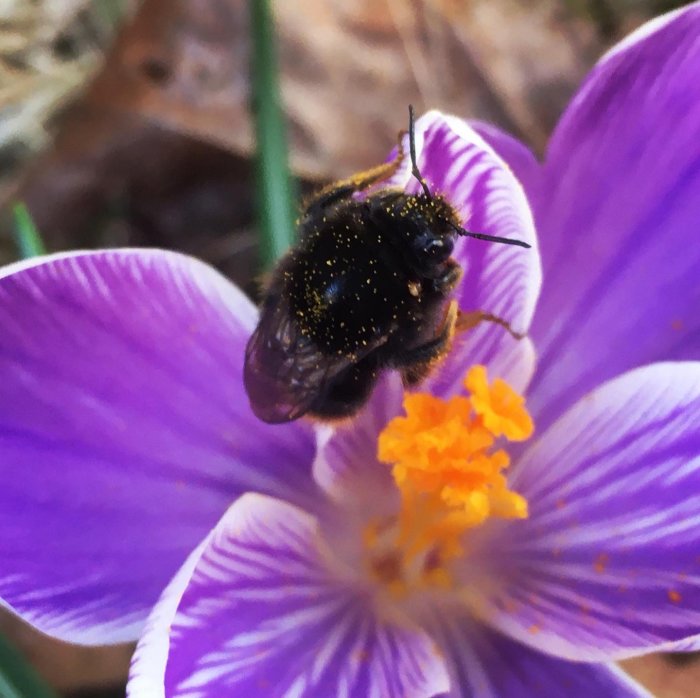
[250,0,296,269]
[12,203,47,258]
[0,633,57,698]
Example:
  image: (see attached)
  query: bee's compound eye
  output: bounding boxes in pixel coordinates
[420,235,453,261]
[426,239,446,256]
[409,230,454,278]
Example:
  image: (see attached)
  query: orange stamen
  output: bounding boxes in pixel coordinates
[368,365,533,596]
[465,365,534,441]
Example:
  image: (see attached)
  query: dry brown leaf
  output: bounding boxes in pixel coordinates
[2,0,610,266]
[0,610,132,694]
[276,0,600,173]
[624,654,700,698]
[74,0,603,176]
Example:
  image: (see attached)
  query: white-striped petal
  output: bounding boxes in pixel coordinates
[475,362,700,661]
[384,111,541,397]
[128,494,450,697]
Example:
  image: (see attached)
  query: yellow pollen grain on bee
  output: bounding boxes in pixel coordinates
[365,365,534,597]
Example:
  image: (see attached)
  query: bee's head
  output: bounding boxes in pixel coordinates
[399,195,461,277]
[404,105,530,253]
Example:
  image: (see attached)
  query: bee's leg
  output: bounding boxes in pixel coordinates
[307,184,360,211]
[305,131,408,211]
[457,310,525,340]
[392,301,458,386]
[431,259,463,295]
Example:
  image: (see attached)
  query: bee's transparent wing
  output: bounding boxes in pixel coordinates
[244,294,347,423]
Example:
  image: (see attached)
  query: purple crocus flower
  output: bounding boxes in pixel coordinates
[2,5,700,696]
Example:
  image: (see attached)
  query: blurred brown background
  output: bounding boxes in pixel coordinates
[0,0,696,695]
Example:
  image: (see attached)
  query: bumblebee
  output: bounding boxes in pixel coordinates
[244,107,530,423]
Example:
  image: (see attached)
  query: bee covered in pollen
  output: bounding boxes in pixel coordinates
[244,107,530,424]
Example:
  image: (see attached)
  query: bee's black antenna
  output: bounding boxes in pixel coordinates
[407,105,530,250]
[408,105,432,198]
[448,221,531,249]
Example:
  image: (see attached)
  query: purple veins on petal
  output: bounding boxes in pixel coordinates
[130,493,450,698]
[524,2,700,427]
[428,607,651,698]
[381,112,541,400]
[478,363,700,661]
[0,250,314,644]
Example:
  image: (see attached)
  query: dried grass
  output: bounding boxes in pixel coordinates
[0,0,129,156]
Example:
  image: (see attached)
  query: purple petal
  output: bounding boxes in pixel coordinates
[430,610,650,698]
[313,372,403,509]
[0,250,314,643]
[479,363,700,660]
[470,120,541,201]
[129,493,450,697]
[386,112,541,395]
[426,332,536,399]
[527,4,700,428]
[128,536,209,697]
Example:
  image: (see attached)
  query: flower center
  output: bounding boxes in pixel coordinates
[366,365,533,597]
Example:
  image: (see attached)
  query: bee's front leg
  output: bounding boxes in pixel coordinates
[391,301,458,386]
[456,310,526,340]
[431,259,463,295]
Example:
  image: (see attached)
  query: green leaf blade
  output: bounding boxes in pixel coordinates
[0,632,57,698]
[250,0,297,269]
[12,203,47,259]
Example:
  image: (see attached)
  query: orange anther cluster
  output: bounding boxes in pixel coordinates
[373,365,533,580]
[465,365,534,441]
